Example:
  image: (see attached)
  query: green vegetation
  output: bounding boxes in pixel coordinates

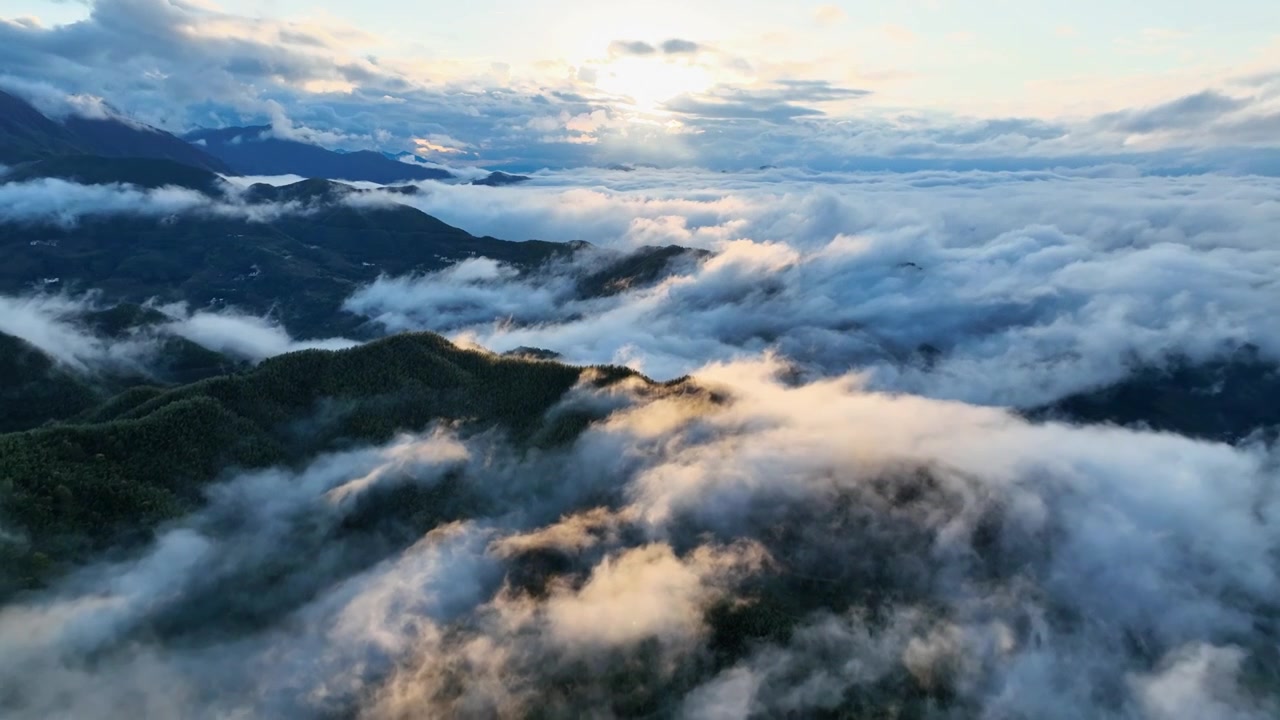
[1,155,227,193]
[0,167,598,339]
[0,90,228,171]
[0,303,246,435]
[2,157,706,340]
[578,244,712,297]
[0,333,100,433]
[1034,344,1280,443]
[0,332,645,596]
[0,91,85,164]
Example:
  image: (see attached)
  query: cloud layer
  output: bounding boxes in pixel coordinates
[0,292,357,370]
[345,167,1280,407]
[0,176,313,226]
[1,358,1276,718]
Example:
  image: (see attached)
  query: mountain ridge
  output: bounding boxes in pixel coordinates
[0,156,711,338]
[186,125,456,183]
[0,330,653,597]
[0,89,229,172]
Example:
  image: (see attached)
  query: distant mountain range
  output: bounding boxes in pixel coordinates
[1,88,552,186]
[0,155,707,338]
[0,89,709,343]
[0,89,486,183]
[470,170,532,186]
[0,89,229,172]
[185,125,456,183]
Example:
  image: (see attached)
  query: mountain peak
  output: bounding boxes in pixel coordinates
[0,88,229,172]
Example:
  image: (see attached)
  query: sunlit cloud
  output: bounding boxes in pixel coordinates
[1,0,1279,169]
[413,136,469,155]
[594,57,716,112]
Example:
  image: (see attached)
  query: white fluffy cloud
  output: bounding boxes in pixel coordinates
[347,168,1280,407]
[0,177,313,226]
[2,357,1276,717]
[0,293,357,369]
[164,307,358,359]
[0,293,152,371]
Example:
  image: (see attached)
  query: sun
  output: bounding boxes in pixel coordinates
[594,58,714,112]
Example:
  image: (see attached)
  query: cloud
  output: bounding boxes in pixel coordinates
[664,95,827,121]
[2,353,1277,717]
[0,178,217,226]
[161,306,359,360]
[662,80,872,121]
[0,429,479,719]
[2,6,1279,717]
[1097,90,1254,134]
[0,293,154,371]
[542,542,761,650]
[345,167,1280,408]
[661,39,702,55]
[1132,645,1276,720]
[0,76,126,121]
[2,0,1278,172]
[880,23,918,45]
[608,40,657,57]
[0,177,310,226]
[0,292,357,370]
[343,258,580,331]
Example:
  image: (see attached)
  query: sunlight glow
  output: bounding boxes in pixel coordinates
[594,58,715,112]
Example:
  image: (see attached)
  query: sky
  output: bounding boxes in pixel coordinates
[3,0,1280,169]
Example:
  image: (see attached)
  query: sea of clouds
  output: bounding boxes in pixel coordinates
[343,167,1280,407]
[1,165,1278,718]
[1,361,1276,718]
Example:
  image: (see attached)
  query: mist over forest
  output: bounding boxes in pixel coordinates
[2,1,1280,718]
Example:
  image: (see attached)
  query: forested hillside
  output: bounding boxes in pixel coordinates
[0,332,657,597]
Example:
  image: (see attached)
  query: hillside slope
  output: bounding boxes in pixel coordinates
[0,332,644,596]
[0,89,229,172]
[187,125,454,182]
[1,158,709,338]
